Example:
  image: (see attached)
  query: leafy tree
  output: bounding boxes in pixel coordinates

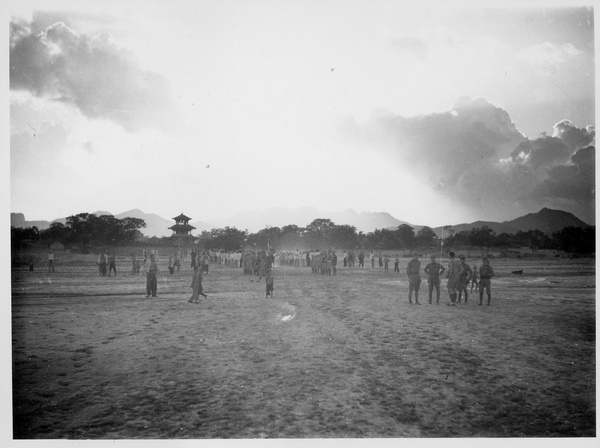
[416,226,437,246]
[330,224,358,249]
[395,224,415,249]
[40,222,70,243]
[552,226,595,253]
[199,227,247,251]
[304,218,335,248]
[468,226,495,247]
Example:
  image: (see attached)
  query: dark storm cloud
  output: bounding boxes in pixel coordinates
[360,98,594,220]
[10,19,179,132]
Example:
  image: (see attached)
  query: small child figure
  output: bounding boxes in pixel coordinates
[478,257,494,306]
[266,269,274,299]
[189,266,207,303]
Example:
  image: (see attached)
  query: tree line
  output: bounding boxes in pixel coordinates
[11,214,594,254]
[11,213,146,248]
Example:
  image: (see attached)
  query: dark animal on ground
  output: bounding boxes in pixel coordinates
[512,269,523,276]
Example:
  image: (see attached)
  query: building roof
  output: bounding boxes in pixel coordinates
[169,224,196,231]
[172,213,192,221]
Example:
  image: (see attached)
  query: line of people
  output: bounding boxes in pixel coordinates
[406,251,494,306]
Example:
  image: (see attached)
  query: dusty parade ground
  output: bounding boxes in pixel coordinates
[10,253,596,439]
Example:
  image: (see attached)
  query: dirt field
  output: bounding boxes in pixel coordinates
[11,253,596,439]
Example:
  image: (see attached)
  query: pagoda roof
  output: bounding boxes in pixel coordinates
[169,224,196,230]
[173,213,192,221]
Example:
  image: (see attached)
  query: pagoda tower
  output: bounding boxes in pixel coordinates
[169,213,196,236]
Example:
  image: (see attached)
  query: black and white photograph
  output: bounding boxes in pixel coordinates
[6,0,596,444]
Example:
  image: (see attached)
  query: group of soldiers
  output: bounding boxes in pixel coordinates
[41,245,495,306]
[406,251,494,306]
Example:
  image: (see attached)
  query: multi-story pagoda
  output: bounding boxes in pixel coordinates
[169,213,196,236]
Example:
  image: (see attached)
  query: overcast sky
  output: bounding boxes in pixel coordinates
[8,0,595,227]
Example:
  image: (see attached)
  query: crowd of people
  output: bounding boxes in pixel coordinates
[39,246,495,306]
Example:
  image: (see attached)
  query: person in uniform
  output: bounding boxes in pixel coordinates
[456,255,473,303]
[424,254,446,304]
[446,252,464,306]
[406,251,422,305]
[478,257,494,306]
[144,254,160,297]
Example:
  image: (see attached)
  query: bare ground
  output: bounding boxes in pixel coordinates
[11,255,595,438]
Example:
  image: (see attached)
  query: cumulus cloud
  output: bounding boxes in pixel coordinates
[355,97,595,222]
[10,19,180,132]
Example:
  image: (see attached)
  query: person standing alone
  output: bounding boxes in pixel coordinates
[47,249,55,273]
[108,252,117,277]
[478,257,494,306]
[406,251,422,305]
[144,254,160,297]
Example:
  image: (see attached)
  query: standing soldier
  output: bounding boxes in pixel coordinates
[406,251,422,305]
[331,250,338,275]
[383,254,390,272]
[108,251,117,277]
[97,250,108,277]
[424,254,446,304]
[358,251,365,268]
[47,249,55,273]
[266,269,275,298]
[446,252,464,306]
[370,251,375,268]
[394,254,400,273]
[478,257,494,306]
[143,254,160,297]
[456,255,473,303]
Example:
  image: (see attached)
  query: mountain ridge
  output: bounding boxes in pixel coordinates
[10,207,591,238]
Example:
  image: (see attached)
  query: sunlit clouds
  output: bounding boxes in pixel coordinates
[9,1,595,227]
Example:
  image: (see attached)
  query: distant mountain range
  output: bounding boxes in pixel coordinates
[11,207,591,238]
[431,208,591,237]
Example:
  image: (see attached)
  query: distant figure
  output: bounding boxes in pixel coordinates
[143,254,160,297]
[471,266,479,293]
[189,266,207,303]
[406,251,422,305]
[257,257,267,282]
[168,256,175,275]
[456,255,472,303]
[378,252,383,268]
[174,253,181,272]
[47,249,55,273]
[446,252,463,306]
[383,255,390,272]
[358,252,365,268]
[331,251,338,275]
[108,252,117,277]
[370,251,375,268]
[98,250,108,277]
[479,257,494,306]
[190,249,197,269]
[424,254,446,304]
[394,254,400,273]
[266,269,274,298]
[343,251,348,267]
[131,254,138,275]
